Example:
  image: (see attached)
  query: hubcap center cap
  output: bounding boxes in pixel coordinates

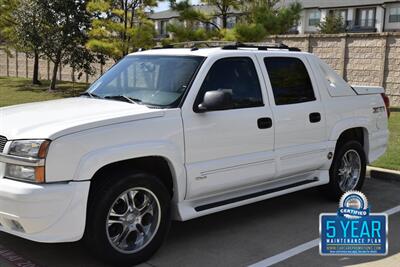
[126,214,136,222]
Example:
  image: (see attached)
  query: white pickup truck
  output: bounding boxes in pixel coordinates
[0,43,390,266]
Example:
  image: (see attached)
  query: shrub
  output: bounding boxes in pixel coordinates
[318,13,346,34]
[234,23,267,42]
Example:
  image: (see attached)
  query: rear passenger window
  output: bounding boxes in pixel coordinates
[197,57,263,110]
[264,57,316,105]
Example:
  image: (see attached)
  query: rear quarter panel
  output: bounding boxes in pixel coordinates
[306,55,389,163]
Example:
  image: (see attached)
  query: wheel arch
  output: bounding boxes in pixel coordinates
[333,127,370,163]
[90,156,176,198]
[73,142,186,202]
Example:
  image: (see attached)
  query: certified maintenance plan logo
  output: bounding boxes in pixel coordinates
[320,191,388,256]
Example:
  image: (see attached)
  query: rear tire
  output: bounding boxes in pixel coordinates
[84,172,171,266]
[327,140,366,199]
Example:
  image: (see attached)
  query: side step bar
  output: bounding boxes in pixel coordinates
[194,179,318,212]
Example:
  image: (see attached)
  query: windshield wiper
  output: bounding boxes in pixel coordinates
[80,92,102,99]
[104,95,143,105]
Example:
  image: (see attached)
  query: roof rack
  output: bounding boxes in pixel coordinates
[152,41,301,52]
[222,42,301,52]
[153,41,234,50]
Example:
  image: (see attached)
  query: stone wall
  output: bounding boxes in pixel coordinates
[1,32,400,106]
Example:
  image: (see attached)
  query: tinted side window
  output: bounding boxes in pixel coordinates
[197,57,263,110]
[264,57,316,105]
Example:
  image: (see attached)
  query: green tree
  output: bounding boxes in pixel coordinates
[0,0,18,44]
[167,0,244,42]
[0,0,43,85]
[169,0,243,30]
[36,0,94,91]
[87,0,157,62]
[169,0,218,30]
[318,13,346,34]
[244,0,302,35]
[168,0,302,43]
[13,0,44,84]
[234,23,266,42]
[203,0,242,29]
[166,22,219,42]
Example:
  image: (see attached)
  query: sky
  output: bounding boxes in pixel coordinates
[154,0,200,12]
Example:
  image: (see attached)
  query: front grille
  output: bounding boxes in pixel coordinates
[0,135,7,152]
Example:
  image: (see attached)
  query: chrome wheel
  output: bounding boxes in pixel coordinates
[106,188,161,254]
[338,149,361,191]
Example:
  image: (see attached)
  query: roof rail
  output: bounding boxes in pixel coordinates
[153,41,235,50]
[152,41,301,52]
[222,42,301,52]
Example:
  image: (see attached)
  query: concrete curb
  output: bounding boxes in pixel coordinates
[367,166,400,182]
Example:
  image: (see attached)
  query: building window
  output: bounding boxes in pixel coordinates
[389,7,400,23]
[329,9,348,24]
[309,10,321,26]
[226,17,237,29]
[160,20,167,35]
[356,8,375,27]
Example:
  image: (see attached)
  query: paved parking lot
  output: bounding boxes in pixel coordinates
[1,176,399,267]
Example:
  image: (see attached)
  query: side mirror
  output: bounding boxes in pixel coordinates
[197,90,233,113]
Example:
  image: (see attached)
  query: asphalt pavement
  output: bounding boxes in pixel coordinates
[0,175,399,267]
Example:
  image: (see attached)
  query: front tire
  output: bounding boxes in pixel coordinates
[84,172,171,266]
[327,140,367,199]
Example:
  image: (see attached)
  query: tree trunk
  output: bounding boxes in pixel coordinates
[49,60,60,91]
[123,0,129,56]
[222,14,228,29]
[32,50,41,85]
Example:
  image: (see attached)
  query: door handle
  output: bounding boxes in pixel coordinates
[309,112,321,123]
[258,117,273,129]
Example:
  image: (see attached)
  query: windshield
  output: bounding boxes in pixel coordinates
[88,55,205,107]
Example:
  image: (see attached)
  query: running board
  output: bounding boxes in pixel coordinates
[194,179,318,212]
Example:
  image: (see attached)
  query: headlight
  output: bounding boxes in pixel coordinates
[8,140,50,158]
[5,140,50,183]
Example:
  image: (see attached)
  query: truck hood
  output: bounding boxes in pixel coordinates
[0,97,165,140]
